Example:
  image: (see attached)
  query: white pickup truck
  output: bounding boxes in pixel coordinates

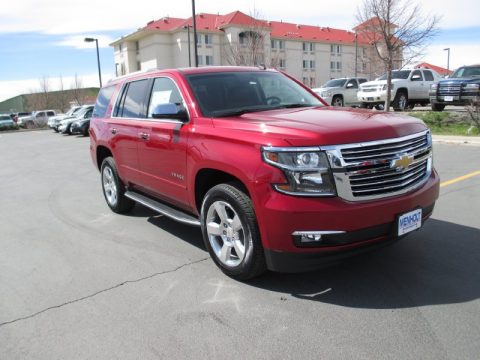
[357,69,441,110]
[312,77,368,107]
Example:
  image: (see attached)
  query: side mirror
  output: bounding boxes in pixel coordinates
[346,83,355,88]
[152,103,188,122]
[411,74,421,81]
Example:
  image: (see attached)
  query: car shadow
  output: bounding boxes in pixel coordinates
[248,219,480,309]
[129,210,480,309]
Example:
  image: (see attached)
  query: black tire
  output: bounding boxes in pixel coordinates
[374,104,384,110]
[431,103,445,112]
[332,95,344,107]
[100,157,135,214]
[83,125,90,137]
[406,103,415,110]
[53,128,59,133]
[393,91,408,111]
[200,183,266,280]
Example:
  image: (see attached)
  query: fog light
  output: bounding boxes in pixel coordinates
[292,230,346,247]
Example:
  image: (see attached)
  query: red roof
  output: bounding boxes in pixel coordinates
[415,62,453,76]
[139,11,370,44]
[353,17,398,32]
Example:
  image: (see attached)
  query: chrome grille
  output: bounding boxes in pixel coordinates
[438,83,461,96]
[324,131,432,201]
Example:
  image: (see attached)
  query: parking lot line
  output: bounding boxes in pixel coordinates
[440,170,480,188]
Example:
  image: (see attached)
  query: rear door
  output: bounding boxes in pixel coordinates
[422,70,436,99]
[136,76,190,207]
[107,79,150,185]
[410,70,425,99]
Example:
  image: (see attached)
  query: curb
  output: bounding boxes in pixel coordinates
[432,135,480,146]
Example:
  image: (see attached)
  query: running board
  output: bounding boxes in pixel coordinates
[125,191,201,226]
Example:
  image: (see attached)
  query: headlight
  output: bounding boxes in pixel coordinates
[262,147,336,196]
[321,91,332,98]
[464,83,480,90]
[382,84,394,91]
[430,83,438,90]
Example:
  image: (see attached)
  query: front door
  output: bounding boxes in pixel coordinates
[137,76,190,208]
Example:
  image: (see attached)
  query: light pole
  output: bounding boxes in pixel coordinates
[191,0,198,67]
[183,25,192,67]
[443,47,450,75]
[84,37,102,87]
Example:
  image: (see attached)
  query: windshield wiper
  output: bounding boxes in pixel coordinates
[280,103,314,108]
[214,107,272,117]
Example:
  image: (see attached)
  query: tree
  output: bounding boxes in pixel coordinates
[71,73,86,106]
[222,11,272,67]
[356,0,440,111]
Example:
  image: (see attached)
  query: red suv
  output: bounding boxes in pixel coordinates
[90,66,439,280]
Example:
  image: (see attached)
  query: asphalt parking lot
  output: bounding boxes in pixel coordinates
[1,130,479,359]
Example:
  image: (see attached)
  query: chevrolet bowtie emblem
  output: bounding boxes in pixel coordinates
[391,154,414,170]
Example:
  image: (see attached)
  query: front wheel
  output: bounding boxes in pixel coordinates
[431,103,445,112]
[201,183,266,280]
[332,95,344,107]
[393,91,408,111]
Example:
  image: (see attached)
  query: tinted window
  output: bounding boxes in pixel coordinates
[359,79,368,84]
[346,79,358,88]
[47,111,55,116]
[186,71,322,117]
[411,70,423,81]
[452,66,480,78]
[94,85,116,118]
[423,70,434,81]
[323,79,347,88]
[118,80,149,118]
[147,77,184,118]
[378,71,411,80]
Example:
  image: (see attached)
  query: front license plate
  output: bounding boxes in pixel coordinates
[398,208,422,236]
[367,97,374,101]
[444,96,454,101]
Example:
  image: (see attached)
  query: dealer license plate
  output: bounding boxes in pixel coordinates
[444,96,454,102]
[398,208,422,236]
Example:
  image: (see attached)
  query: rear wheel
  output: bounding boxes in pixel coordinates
[201,183,266,280]
[100,157,135,214]
[431,103,445,112]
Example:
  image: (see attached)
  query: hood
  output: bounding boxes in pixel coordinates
[438,78,480,85]
[361,78,404,87]
[316,86,338,92]
[211,107,427,147]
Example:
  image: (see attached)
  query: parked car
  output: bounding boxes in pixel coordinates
[48,106,82,132]
[11,112,30,123]
[357,69,441,110]
[17,110,57,127]
[429,64,480,111]
[58,105,93,134]
[90,66,439,280]
[70,114,92,136]
[0,114,17,129]
[312,77,368,107]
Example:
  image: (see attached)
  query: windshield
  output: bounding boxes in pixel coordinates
[322,79,347,88]
[451,66,480,78]
[378,70,411,80]
[185,71,322,117]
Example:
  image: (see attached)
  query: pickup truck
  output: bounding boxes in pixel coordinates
[429,64,480,111]
[90,66,440,280]
[357,69,441,110]
[17,110,57,127]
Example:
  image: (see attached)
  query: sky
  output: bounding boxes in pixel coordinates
[0,0,479,102]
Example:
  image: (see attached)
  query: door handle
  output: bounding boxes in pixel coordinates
[139,132,150,140]
[111,128,117,135]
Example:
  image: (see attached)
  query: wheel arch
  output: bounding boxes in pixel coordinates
[96,145,113,170]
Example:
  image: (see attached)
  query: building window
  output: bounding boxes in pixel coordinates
[205,34,213,47]
[279,59,286,69]
[336,61,342,71]
[135,41,139,54]
[206,55,213,66]
[196,35,202,46]
[362,62,367,72]
[303,60,309,70]
[197,55,203,66]
[302,77,309,85]
[271,39,276,49]
[303,42,314,52]
[279,40,284,50]
[119,43,123,51]
[330,61,335,71]
[310,78,316,87]
[136,61,141,71]
[331,44,342,55]
[310,60,315,70]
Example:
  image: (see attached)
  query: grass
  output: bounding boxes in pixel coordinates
[408,111,480,136]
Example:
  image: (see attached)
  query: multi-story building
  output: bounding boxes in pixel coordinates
[111,11,392,87]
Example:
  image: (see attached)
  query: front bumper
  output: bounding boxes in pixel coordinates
[357,90,387,103]
[253,170,440,272]
[430,94,479,106]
